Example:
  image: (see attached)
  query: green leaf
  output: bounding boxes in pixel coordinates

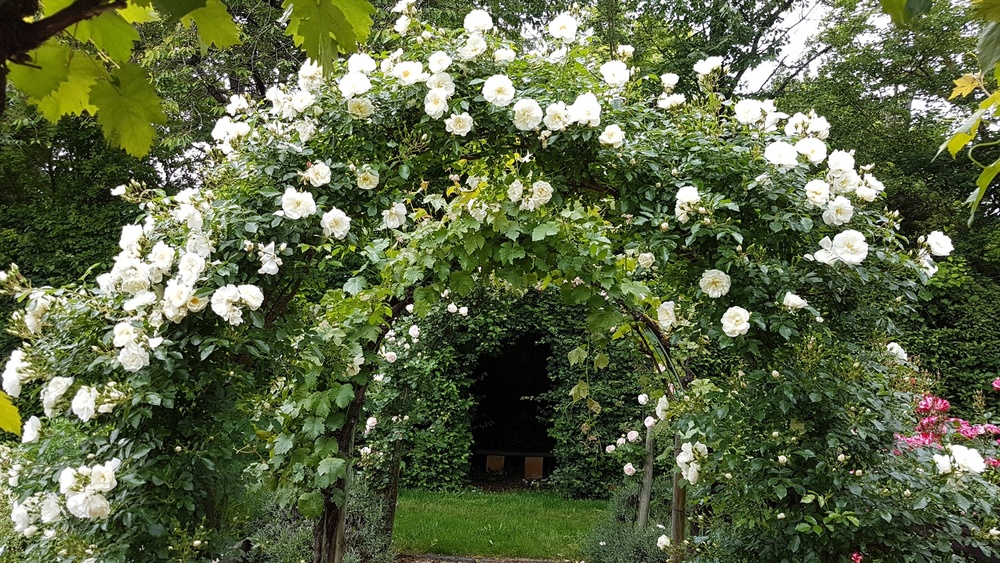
[343,276,366,295]
[878,0,929,26]
[8,43,75,100]
[334,383,354,409]
[567,346,588,365]
[980,22,1000,73]
[273,433,294,455]
[89,63,167,156]
[76,11,140,62]
[284,0,375,70]
[568,380,589,402]
[593,353,609,369]
[531,221,560,241]
[968,155,1000,225]
[34,52,107,120]
[298,491,325,518]
[0,393,20,436]
[181,0,241,50]
[978,0,1000,22]
[149,0,209,22]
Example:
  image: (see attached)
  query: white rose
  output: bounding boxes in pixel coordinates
[347,52,377,74]
[795,137,827,165]
[507,180,524,201]
[321,208,352,240]
[822,196,854,226]
[568,92,601,127]
[117,343,150,373]
[177,252,206,284]
[426,72,455,96]
[66,492,110,520]
[512,98,543,131]
[356,166,380,190]
[804,179,830,207]
[831,229,868,265]
[886,342,908,363]
[41,376,75,417]
[394,14,411,33]
[699,269,731,298]
[444,112,474,136]
[384,351,398,363]
[463,9,493,32]
[281,187,317,220]
[657,534,670,550]
[599,60,630,87]
[933,452,952,474]
[494,48,516,63]
[22,416,40,443]
[523,180,553,211]
[457,34,488,60]
[660,73,679,90]
[238,285,264,310]
[785,112,809,136]
[827,150,855,176]
[383,202,408,229]
[424,88,449,119]
[89,460,119,492]
[289,90,315,113]
[347,97,375,119]
[950,444,986,473]
[301,161,331,187]
[925,231,953,256]
[733,99,763,124]
[782,292,807,310]
[71,386,98,422]
[617,44,635,58]
[337,72,372,98]
[3,349,29,398]
[409,325,420,339]
[543,102,571,131]
[428,51,452,73]
[548,13,578,41]
[482,75,516,107]
[830,169,862,194]
[657,92,686,109]
[637,252,654,269]
[764,141,799,170]
[721,306,751,337]
[656,396,669,420]
[185,232,215,258]
[693,56,724,76]
[657,301,676,330]
[599,124,625,148]
[39,494,60,524]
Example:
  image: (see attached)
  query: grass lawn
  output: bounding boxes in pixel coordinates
[392,488,607,559]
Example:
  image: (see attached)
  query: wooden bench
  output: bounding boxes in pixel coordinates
[474,450,555,480]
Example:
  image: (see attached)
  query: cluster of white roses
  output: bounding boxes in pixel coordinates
[676,440,708,485]
[933,444,987,475]
[507,179,554,211]
[11,458,121,538]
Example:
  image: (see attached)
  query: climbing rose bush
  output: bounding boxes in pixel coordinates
[0,5,968,561]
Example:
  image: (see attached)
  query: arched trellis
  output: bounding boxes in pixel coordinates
[0,6,952,563]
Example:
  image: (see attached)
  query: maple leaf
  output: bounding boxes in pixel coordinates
[89,63,167,157]
[950,74,982,100]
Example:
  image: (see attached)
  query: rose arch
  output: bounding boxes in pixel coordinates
[0,5,978,563]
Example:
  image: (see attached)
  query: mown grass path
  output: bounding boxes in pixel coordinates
[392,489,607,559]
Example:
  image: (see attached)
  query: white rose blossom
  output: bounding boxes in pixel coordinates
[599,124,625,148]
[512,98,544,131]
[657,301,676,330]
[700,269,731,298]
[548,13,578,41]
[925,231,953,256]
[782,292,807,310]
[445,112,474,136]
[280,187,317,220]
[321,208,352,240]
[347,97,375,119]
[428,51,452,73]
[693,56,724,76]
[300,161,331,187]
[356,166,380,190]
[721,306,751,337]
[822,196,854,226]
[464,9,493,33]
[764,141,799,170]
[568,93,601,126]
[383,202,408,229]
[482,75,516,107]
[543,102,571,131]
[599,60,630,87]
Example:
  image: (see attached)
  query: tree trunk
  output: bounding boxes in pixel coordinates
[382,432,405,539]
[313,383,369,563]
[670,433,687,562]
[636,426,655,528]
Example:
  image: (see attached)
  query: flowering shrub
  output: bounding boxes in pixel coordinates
[0,4,966,561]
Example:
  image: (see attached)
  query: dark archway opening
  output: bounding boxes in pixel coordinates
[468,333,556,487]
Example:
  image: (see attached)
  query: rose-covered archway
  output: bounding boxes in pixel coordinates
[1,5,985,563]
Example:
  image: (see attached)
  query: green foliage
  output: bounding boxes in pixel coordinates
[583,478,674,563]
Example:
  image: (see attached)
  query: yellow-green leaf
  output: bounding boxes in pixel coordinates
[118,1,159,23]
[976,0,1000,22]
[936,108,985,159]
[950,74,981,99]
[7,42,75,100]
[75,11,140,62]
[284,0,374,69]
[968,155,1000,225]
[593,353,609,369]
[569,380,589,402]
[181,0,241,51]
[35,52,107,120]
[89,63,167,157]
[0,393,21,436]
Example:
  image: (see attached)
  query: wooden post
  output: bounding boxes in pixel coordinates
[636,426,655,528]
[670,433,687,562]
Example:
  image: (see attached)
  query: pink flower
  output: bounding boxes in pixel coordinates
[987,458,1000,468]
[916,395,950,414]
[623,463,637,476]
[993,378,1000,391]
[644,416,657,429]
[851,552,863,563]
[627,430,640,442]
